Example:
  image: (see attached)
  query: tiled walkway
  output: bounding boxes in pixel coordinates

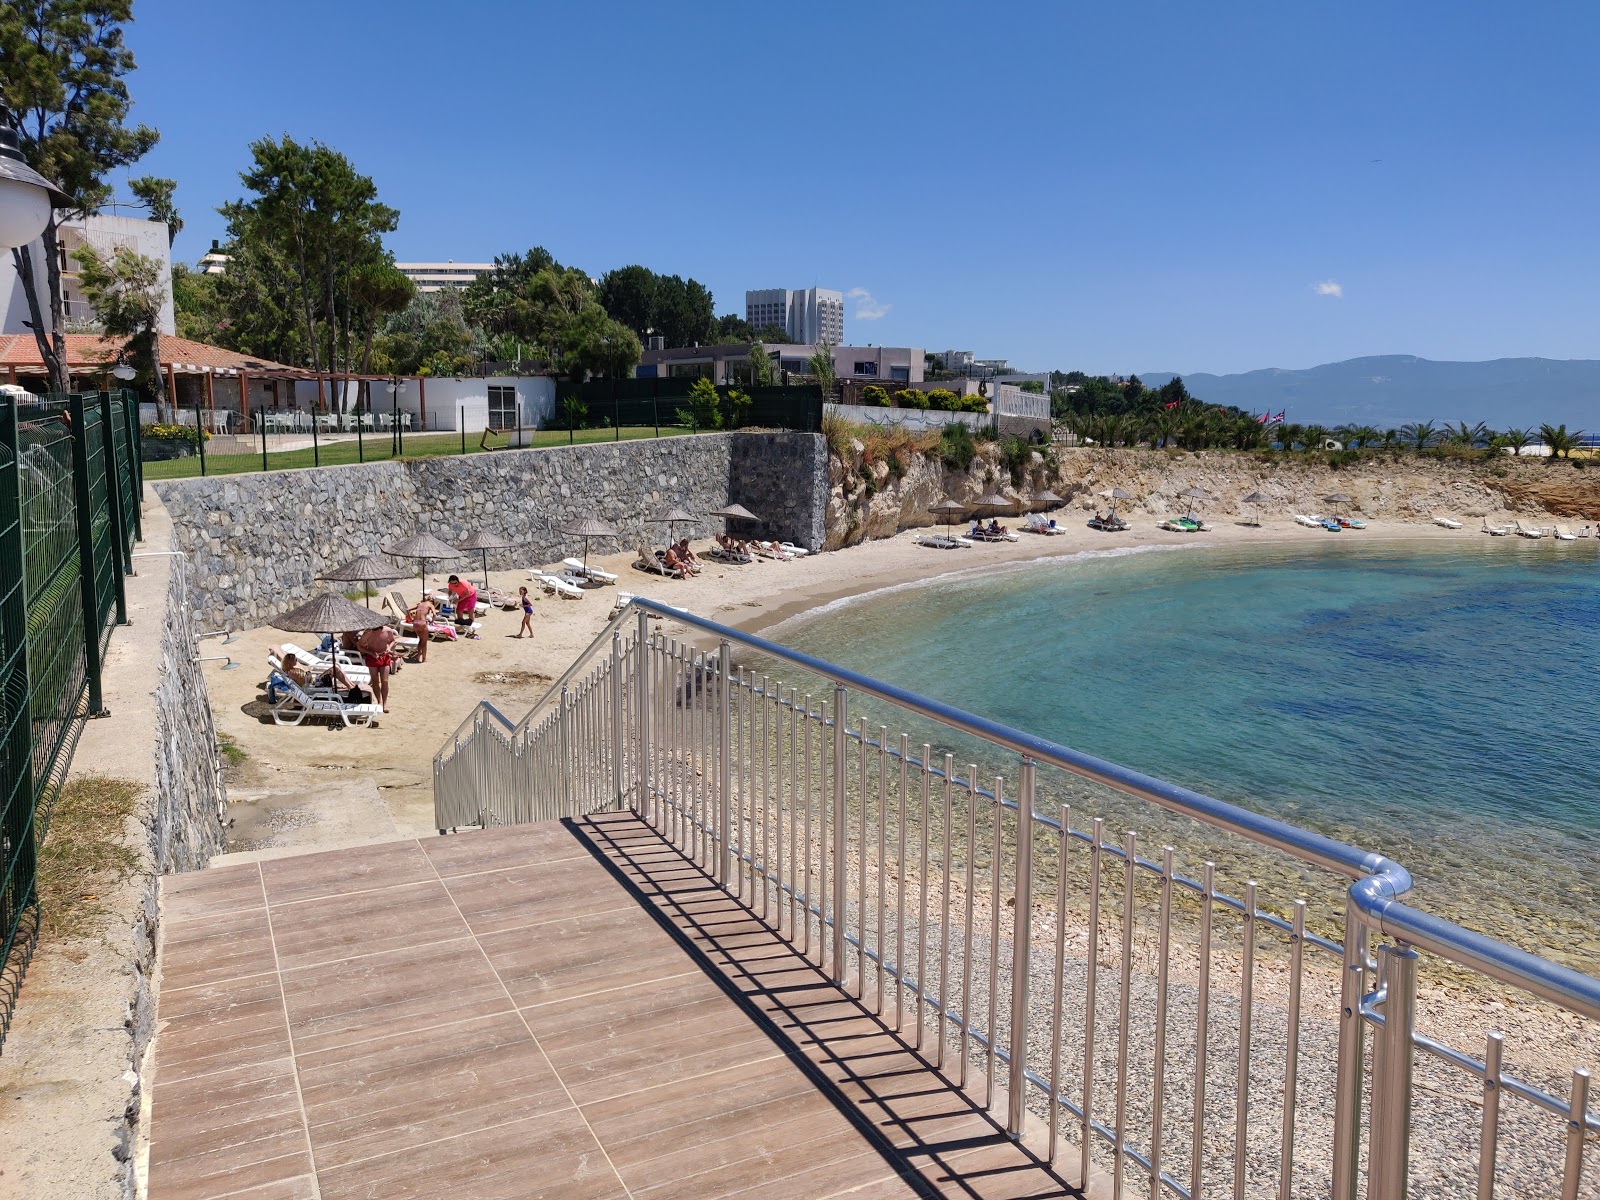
[148,811,1077,1199]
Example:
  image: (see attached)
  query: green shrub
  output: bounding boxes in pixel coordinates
[861,384,890,407]
[683,377,723,431]
[727,388,752,428]
[898,389,930,410]
[142,423,207,442]
[926,388,961,411]
[938,422,977,471]
[559,395,588,431]
[959,394,990,413]
[999,435,1031,485]
[858,460,877,497]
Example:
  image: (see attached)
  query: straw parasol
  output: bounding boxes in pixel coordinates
[384,531,462,601]
[710,503,761,537]
[1035,490,1065,513]
[648,506,696,545]
[1242,490,1271,527]
[453,530,516,589]
[1098,485,1133,516]
[271,592,391,636]
[319,553,403,608]
[928,498,967,538]
[1324,492,1355,524]
[1178,485,1211,523]
[559,516,619,575]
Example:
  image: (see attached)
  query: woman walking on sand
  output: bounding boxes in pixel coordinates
[409,596,435,663]
[516,586,534,638]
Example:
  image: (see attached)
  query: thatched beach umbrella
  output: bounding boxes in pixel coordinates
[385,531,462,601]
[1098,485,1133,516]
[559,516,619,575]
[271,592,391,636]
[929,498,967,537]
[710,502,761,537]
[1179,486,1212,523]
[648,506,697,544]
[1242,490,1271,527]
[1035,490,1065,513]
[453,530,516,589]
[319,553,403,608]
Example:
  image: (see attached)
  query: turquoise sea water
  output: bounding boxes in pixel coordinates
[776,538,1600,964]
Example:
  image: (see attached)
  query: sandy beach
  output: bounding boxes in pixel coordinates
[208,515,1474,846]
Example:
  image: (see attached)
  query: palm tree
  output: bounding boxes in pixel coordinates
[1347,425,1381,449]
[1539,423,1582,460]
[1303,424,1329,452]
[1399,421,1437,450]
[1276,422,1304,452]
[1381,428,1401,451]
[1502,427,1532,457]
[1448,420,1491,447]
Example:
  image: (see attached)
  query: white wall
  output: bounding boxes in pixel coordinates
[1,213,175,336]
[378,376,556,432]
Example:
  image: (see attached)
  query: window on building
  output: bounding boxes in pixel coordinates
[487,385,518,430]
[890,366,910,382]
[853,362,878,377]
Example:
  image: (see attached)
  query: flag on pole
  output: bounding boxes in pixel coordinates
[1163,400,1179,410]
[1272,410,1286,423]
[1257,412,1270,424]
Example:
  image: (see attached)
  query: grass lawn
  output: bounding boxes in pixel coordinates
[141,424,693,481]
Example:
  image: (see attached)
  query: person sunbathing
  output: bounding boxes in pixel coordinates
[662,545,690,576]
[278,652,365,700]
[675,539,701,569]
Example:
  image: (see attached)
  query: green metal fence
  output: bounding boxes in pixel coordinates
[0,390,139,1050]
[138,381,825,481]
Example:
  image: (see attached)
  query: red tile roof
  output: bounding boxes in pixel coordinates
[0,333,307,375]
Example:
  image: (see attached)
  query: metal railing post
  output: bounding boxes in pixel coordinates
[194,387,208,476]
[1007,757,1035,1139]
[1331,898,1369,1200]
[831,684,848,985]
[559,685,572,808]
[66,394,107,716]
[718,640,733,886]
[260,411,268,472]
[610,630,624,808]
[1368,942,1418,1200]
[98,393,128,623]
[635,612,650,814]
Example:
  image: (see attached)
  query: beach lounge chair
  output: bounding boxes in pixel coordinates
[1514,520,1544,539]
[705,544,753,564]
[1554,524,1577,541]
[277,642,371,685]
[1293,514,1322,528]
[778,542,810,557]
[1433,516,1463,529]
[531,571,584,598]
[633,546,681,578]
[269,676,382,728]
[1481,518,1511,536]
[1159,517,1201,532]
[609,590,638,618]
[562,557,619,585]
[915,533,966,550]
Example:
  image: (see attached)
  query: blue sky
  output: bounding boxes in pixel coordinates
[120,1,1600,376]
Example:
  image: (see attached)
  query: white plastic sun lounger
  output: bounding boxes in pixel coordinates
[276,642,370,684]
[1293,513,1322,528]
[916,534,967,550]
[779,542,809,557]
[1515,520,1543,539]
[1433,516,1463,529]
[1554,524,1577,541]
[1482,518,1511,536]
[531,571,584,599]
[562,557,618,584]
[269,677,382,728]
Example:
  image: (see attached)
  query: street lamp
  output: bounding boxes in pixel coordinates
[0,103,67,250]
[111,351,137,382]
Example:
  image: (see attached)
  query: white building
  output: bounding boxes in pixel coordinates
[396,261,492,292]
[745,287,843,345]
[1,213,175,336]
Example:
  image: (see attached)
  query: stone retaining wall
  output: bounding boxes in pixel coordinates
[153,433,827,628]
[151,550,228,873]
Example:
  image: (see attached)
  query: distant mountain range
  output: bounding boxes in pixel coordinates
[1138,356,1597,430]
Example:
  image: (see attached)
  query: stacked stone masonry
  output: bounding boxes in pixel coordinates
[154,433,827,628]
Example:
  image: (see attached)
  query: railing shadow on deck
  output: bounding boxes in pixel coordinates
[569,809,1087,1199]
